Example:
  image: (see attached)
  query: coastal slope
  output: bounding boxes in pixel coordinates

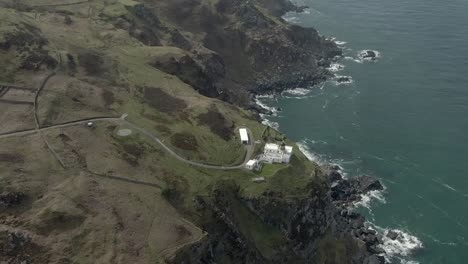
[0,0,382,263]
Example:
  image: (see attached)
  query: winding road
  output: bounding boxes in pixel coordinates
[0,114,255,170]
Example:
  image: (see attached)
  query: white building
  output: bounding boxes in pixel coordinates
[260,143,293,163]
[239,128,249,144]
[245,159,263,171]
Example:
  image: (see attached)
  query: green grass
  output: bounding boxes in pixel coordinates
[120,98,247,166]
[231,197,285,259]
[257,163,288,177]
[0,4,330,262]
[316,232,360,264]
[101,2,128,18]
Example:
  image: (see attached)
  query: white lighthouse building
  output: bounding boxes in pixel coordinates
[260,143,293,164]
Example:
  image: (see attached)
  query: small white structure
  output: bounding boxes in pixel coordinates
[260,143,293,163]
[245,159,263,171]
[239,128,249,144]
[86,121,95,128]
[117,128,132,137]
[252,177,265,183]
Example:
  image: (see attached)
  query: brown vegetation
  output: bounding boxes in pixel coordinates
[197,107,234,141]
[119,141,147,166]
[143,87,187,113]
[101,89,115,108]
[78,52,104,76]
[155,124,172,136]
[170,132,198,151]
[0,153,24,163]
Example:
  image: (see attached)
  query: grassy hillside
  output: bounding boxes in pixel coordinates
[0,1,327,263]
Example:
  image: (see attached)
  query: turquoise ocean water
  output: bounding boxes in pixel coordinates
[257,0,468,263]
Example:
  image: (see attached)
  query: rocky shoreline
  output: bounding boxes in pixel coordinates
[170,165,387,264]
[128,0,342,108]
[0,0,393,263]
[166,1,391,263]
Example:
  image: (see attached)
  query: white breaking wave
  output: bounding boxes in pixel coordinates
[297,140,326,165]
[299,138,422,262]
[302,8,311,14]
[282,15,300,24]
[335,40,347,46]
[282,87,311,96]
[255,95,280,129]
[401,261,420,264]
[354,189,387,211]
[363,225,423,263]
[327,63,345,72]
[255,94,275,99]
[379,228,423,260]
[344,56,363,64]
[260,117,280,130]
[299,138,351,177]
[254,96,279,116]
[326,37,347,46]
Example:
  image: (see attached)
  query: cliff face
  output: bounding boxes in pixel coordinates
[0,0,382,263]
[119,0,341,106]
[170,169,385,264]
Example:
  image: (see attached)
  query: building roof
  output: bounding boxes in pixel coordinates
[284,146,293,154]
[246,160,257,166]
[239,128,249,141]
[264,143,279,151]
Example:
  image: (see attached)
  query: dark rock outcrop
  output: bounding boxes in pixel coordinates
[328,168,384,205]
[364,254,386,264]
[203,0,341,104]
[172,173,385,264]
[0,230,31,256]
[363,50,377,59]
[0,192,25,210]
[149,54,221,98]
[0,23,57,71]
[386,230,399,240]
[337,76,352,83]
[0,229,46,263]
[126,0,341,106]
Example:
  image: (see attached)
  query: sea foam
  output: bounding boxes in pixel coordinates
[298,138,422,262]
[354,189,387,211]
[335,40,347,46]
[344,56,363,63]
[254,96,279,116]
[297,140,326,165]
[255,95,280,129]
[379,228,423,260]
[282,87,311,96]
[282,15,300,24]
[260,117,280,130]
[327,63,345,72]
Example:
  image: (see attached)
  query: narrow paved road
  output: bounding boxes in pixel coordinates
[0,115,255,170]
[124,120,255,170]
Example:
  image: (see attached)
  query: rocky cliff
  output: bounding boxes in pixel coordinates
[170,167,386,264]
[114,0,341,106]
[0,0,384,263]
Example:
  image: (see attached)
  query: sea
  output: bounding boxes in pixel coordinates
[256,0,468,263]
